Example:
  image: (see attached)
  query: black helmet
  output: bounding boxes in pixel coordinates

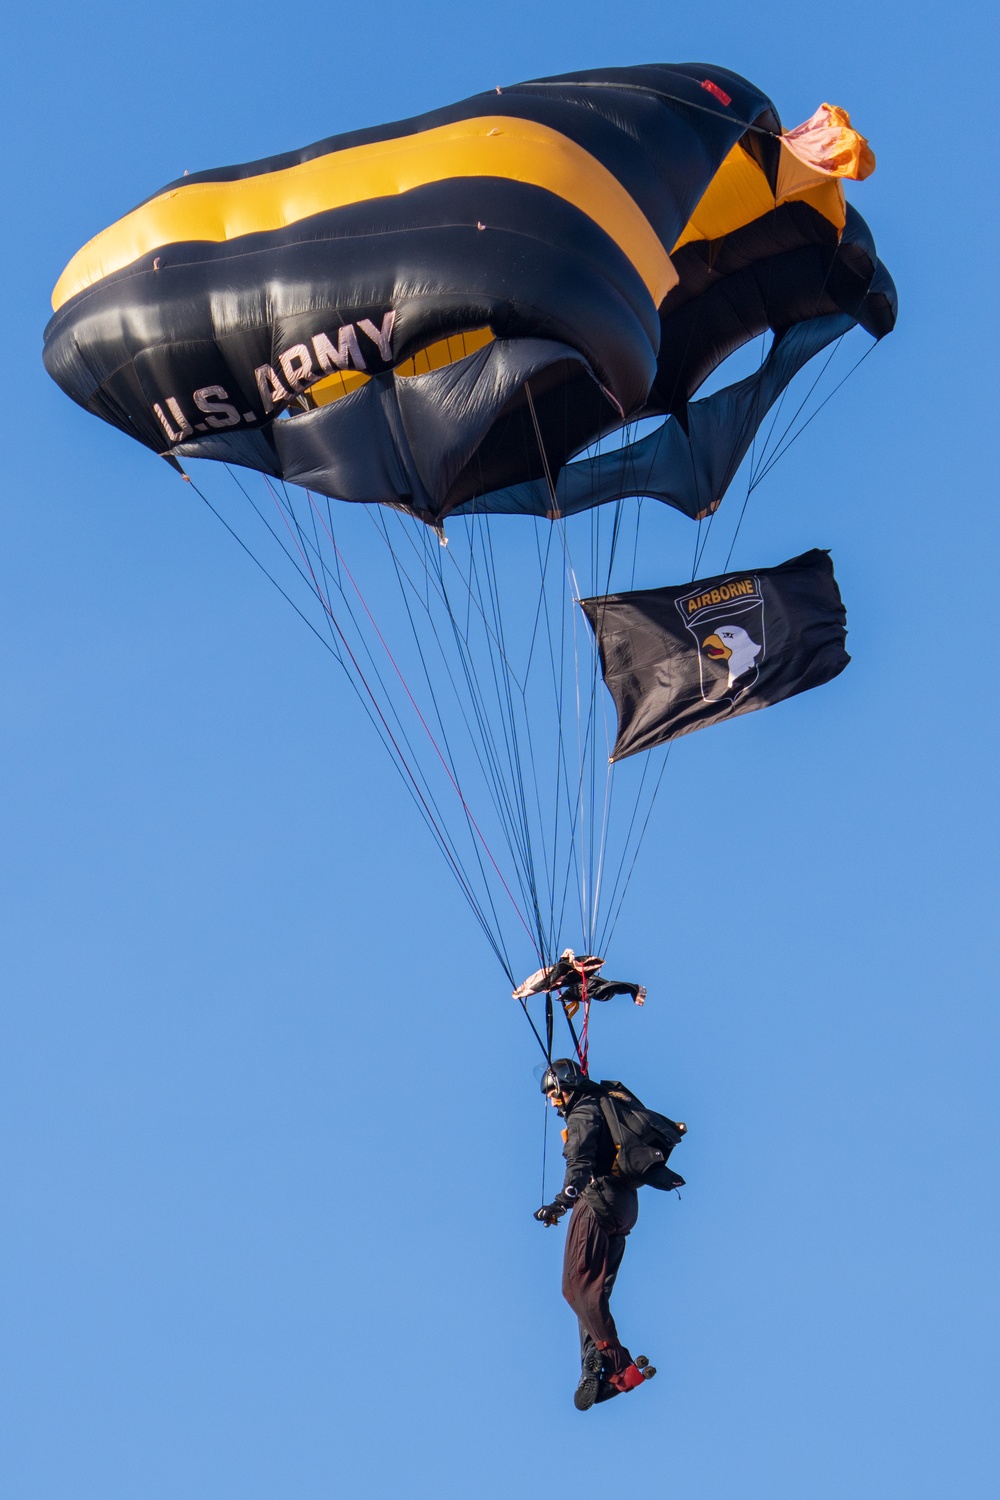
[540,1057,586,1097]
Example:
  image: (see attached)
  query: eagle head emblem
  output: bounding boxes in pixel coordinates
[702,625,762,688]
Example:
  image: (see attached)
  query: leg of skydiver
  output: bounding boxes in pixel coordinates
[562,1200,633,1385]
[574,1231,628,1409]
[577,1230,627,1369]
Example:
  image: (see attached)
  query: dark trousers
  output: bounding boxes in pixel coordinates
[561,1198,632,1379]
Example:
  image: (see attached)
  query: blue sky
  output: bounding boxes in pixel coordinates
[2,3,998,1496]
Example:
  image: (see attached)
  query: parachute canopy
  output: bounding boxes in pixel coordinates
[581,549,850,759]
[44,65,895,528]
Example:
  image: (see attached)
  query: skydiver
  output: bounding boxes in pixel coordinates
[534,1057,655,1409]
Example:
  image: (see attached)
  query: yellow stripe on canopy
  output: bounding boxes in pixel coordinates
[395,326,494,377]
[52,118,678,312]
[672,140,847,253]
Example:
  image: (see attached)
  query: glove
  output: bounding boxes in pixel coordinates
[533,1202,566,1227]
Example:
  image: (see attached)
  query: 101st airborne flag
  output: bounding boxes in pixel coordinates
[580,549,850,761]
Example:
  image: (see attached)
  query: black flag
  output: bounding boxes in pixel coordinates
[580,549,849,760]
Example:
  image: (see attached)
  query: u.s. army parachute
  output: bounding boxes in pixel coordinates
[44,63,896,1001]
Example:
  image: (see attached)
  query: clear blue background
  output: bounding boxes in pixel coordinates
[2,3,997,1495]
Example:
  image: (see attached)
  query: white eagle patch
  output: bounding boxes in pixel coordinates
[702,624,762,688]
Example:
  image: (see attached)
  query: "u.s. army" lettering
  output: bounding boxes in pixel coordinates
[152,311,396,443]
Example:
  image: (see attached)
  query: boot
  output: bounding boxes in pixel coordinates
[573,1346,604,1411]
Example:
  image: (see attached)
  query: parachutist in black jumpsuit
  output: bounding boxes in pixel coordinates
[546,1084,640,1392]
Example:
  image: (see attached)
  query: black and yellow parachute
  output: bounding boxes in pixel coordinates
[44,64,894,526]
[43,64,896,995]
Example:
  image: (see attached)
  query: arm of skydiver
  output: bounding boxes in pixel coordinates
[534,1094,608,1226]
[535,1096,606,1225]
[554,1095,605,1208]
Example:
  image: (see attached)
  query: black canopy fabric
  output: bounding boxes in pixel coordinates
[450,308,855,523]
[581,549,849,759]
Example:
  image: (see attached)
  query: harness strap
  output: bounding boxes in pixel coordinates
[597,1091,623,1150]
[579,965,591,1075]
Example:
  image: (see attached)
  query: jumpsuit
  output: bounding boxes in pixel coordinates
[553,1091,639,1382]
